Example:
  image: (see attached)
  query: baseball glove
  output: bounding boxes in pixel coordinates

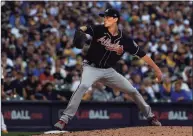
[73,29,88,49]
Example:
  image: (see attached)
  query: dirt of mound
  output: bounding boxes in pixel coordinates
[33,126,192,136]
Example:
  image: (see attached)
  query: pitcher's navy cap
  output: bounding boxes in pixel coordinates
[99,8,120,18]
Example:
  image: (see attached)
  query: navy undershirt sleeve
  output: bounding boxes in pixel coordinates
[125,37,146,58]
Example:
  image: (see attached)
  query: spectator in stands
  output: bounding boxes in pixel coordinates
[51,59,67,78]
[7,44,18,60]
[108,88,128,102]
[138,84,152,102]
[91,82,112,102]
[9,10,26,27]
[171,81,191,102]
[30,82,47,101]
[65,21,76,39]
[142,78,157,102]
[131,73,142,90]
[33,31,43,48]
[39,66,54,85]
[3,74,14,100]
[11,71,27,99]
[120,64,129,76]
[43,83,67,101]
[174,76,191,93]
[53,64,66,91]
[2,52,14,68]
[70,70,80,92]
[159,76,173,101]
[31,58,44,77]
[14,56,26,73]
[15,37,26,58]
[25,60,37,76]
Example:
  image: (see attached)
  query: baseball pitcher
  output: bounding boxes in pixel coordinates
[55,8,162,130]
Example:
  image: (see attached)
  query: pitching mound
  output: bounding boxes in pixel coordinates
[34,126,192,136]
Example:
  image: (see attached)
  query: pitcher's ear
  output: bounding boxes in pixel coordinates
[114,18,118,23]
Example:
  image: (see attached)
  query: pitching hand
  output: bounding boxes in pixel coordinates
[155,70,163,83]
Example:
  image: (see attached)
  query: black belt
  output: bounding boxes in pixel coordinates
[83,60,110,69]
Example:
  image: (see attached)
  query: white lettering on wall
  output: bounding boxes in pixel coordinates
[11,110,31,120]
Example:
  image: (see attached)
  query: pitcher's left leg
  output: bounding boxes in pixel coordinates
[103,68,161,126]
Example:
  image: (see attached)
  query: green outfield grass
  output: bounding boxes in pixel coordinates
[2,132,41,136]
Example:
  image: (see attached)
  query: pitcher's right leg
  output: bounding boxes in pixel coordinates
[55,64,102,130]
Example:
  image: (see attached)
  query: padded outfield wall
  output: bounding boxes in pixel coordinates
[1,101,192,132]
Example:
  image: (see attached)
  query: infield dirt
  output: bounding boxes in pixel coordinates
[33,126,192,136]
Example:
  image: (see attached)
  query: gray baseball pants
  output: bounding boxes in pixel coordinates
[60,63,154,123]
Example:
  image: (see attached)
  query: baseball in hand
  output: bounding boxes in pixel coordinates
[155,75,164,82]
[155,78,159,82]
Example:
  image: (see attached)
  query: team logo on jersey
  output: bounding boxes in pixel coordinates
[97,36,124,55]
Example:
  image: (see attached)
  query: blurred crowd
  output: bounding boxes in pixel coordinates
[1,1,193,103]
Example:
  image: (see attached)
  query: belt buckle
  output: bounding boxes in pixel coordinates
[83,60,88,63]
[91,63,95,67]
